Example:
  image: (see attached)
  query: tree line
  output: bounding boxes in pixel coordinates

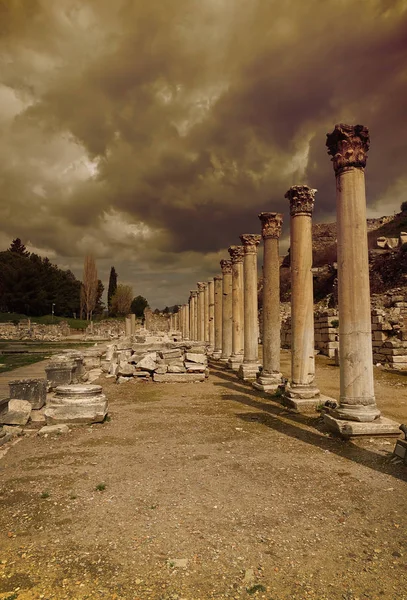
[0,239,149,319]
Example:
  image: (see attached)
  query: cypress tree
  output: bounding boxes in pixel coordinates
[107,266,118,315]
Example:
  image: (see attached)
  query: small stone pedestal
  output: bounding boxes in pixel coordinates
[46,359,77,389]
[9,378,47,409]
[324,414,400,438]
[45,384,108,425]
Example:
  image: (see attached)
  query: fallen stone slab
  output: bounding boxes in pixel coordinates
[153,373,205,383]
[136,353,157,371]
[117,363,135,377]
[45,384,108,425]
[3,425,23,436]
[185,363,206,372]
[0,427,12,447]
[159,349,182,359]
[8,378,47,409]
[134,370,151,377]
[0,399,31,426]
[117,376,133,384]
[168,365,186,373]
[185,353,207,364]
[30,408,46,424]
[154,365,168,374]
[38,424,70,435]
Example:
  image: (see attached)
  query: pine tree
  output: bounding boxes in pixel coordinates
[107,266,117,316]
[9,238,30,257]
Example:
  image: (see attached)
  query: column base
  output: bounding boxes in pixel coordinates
[211,351,222,360]
[282,382,334,412]
[330,402,381,423]
[219,356,232,364]
[324,413,400,438]
[228,354,244,371]
[238,362,260,381]
[252,373,283,393]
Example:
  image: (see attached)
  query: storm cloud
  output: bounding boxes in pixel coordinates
[1,0,406,307]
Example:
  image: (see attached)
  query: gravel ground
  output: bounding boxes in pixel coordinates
[0,353,407,600]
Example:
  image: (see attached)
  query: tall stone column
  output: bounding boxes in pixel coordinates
[238,235,261,381]
[253,213,284,392]
[212,275,223,359]
[220,260,233,363]
[130,314,136,335]
[125,316,132,337]
[190,291,197,340]
[323,124,397,435]
[204,283,210,343]
[208,279,215,352]
[228,245,245,371]
[184,302,190,340]
[283,185,325,409]
[197,282,206,341]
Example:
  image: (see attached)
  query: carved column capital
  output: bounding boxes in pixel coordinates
[220,259,233,274]
[214,274,223,281]
[228,245,245,263]
[190,290,198,298]
[197,282,207,292]
[285,185,316,217]
[326,123,370,175]
[239,234,261,254]
[258,212,283,239]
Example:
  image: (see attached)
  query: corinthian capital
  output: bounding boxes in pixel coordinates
[285,185,316,217]
[258,212,283,239]
[228,245,245,263]
[197,282,207,292]
[326,123,370,175]
[220,259,232,274]
[190,290,197,298]
[239,234,261,254]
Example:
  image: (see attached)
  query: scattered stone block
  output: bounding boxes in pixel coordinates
[153,373,205,383]
[117,363,135,376]
[185,363,206,372]
[185,353,206,364]
[38,424,69,435]
[8,378,47,409]
[159,349,182,359]
[0,399,31,425]
[117,376,132,384]
[30,408,46,424]
[136,353,157,371]
[46,359,76,389]
[168,365,186,373]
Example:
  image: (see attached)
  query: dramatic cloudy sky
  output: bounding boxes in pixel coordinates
[1,0,407,308]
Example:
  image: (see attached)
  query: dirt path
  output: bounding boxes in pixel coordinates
[0,359,50,401]
[0,359,407,600]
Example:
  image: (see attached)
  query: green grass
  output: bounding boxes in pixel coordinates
[40,491,50,499]
[0,352,49,373]
[95,482,106,492]
[0,312,89,330]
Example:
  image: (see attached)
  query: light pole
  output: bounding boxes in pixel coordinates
[51,303,55,323]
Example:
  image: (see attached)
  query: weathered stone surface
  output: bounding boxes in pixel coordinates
[8,378,47,409]
[136,353,157,371]
[153,373,205,383]
[185,363,206,372]
[185,353,206,364]
[0,399,31,425]
[133,370,151,377]
[324,414,400,438]
[117,363,135,376]
[30,408,46,424]
[117,376,132,384]
[154,365,168,374]
[159,349,182,359]
[3,425,23,436]
[38,424,69,435]
[164,358,185,367]
[168,365,186,373]
[45,361,75,388]
[45,384,108,425]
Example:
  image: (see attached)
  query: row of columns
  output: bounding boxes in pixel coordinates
[175,124,394,433]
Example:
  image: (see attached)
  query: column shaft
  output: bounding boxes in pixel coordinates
[208,280,215,350]
[228,245,245,370]
[254,213,283,392]
[238,235,261,380]
[204,284,209,342]
[213,276,223,359]
[197,283,206,341]
[220,261,233,362]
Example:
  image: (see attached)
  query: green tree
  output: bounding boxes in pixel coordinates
[131,295,149,318]
[9,238,30,257]
[94,280,105,315]
[107,266,117,315]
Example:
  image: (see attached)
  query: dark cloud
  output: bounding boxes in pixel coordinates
[0,0,406,306]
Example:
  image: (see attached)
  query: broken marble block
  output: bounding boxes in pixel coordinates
[8,378,47,409]
[153,373,205,383]
[0,399,31,426]
[45,384,108,425]
[185,353,207,364]
[46,358,77,389]
[136,352,157,371]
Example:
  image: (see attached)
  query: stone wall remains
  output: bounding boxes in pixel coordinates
[144,309,170,332]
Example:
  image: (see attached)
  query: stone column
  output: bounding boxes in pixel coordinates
[125,316,132,337]
[204,283,210,343]
[220,260,233,363]
[212,275,223,359]
[197,282,206,341]
[227,245,245,370]
[323,124,397,435]
[208,279,215,352]
[253,213,284,392]
[190,291,197,340]
[238,235,261,381]
[184,303,190,340]
[130,314,136,335]
[283,185,323,409]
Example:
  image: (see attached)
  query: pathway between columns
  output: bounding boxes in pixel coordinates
[0,357,406,599]
[0,358,50,400]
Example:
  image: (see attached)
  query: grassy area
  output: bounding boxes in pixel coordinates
[0,352,49,373]
[0,313,89,330]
